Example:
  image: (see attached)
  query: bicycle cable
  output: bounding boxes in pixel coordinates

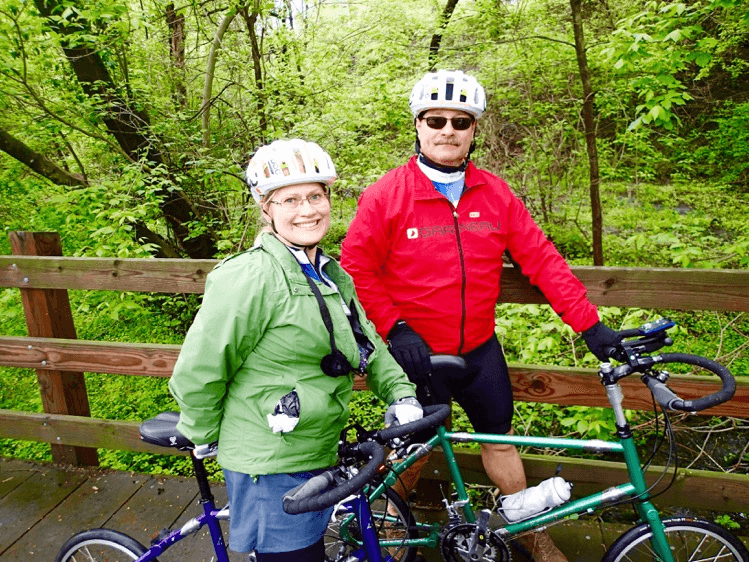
[641,405,680,502]
[598,390,680,514]
[638,390,663,473]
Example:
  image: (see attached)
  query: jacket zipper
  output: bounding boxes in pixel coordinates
[451,207,468,355]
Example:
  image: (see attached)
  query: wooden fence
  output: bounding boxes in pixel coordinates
[1,231,748,513]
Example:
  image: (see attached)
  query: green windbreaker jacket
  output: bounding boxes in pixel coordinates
[168,233,416,475]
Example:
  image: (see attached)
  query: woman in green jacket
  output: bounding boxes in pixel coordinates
[168,139,421,562]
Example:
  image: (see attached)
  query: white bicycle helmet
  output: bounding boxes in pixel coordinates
[246,139,337,203]
[409,70,486,119]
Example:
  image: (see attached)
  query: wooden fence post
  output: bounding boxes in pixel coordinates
[9,232,98,466]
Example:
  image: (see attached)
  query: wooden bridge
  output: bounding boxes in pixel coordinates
[1,231,749,560]
[2,455,748,561]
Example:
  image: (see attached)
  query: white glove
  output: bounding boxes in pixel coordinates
[384,396,423,427]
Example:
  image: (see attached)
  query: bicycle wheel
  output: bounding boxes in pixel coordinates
[55,529,151,562]
[602,517,749,562]
[325,486,418,562]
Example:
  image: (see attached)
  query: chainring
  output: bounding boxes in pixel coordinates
[439,523,511,562]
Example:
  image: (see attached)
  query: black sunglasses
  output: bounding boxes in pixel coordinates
[421,115,475,131]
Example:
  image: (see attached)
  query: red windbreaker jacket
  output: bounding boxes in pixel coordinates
[341,156,599,355]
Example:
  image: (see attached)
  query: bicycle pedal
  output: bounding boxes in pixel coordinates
[150,528,171,545]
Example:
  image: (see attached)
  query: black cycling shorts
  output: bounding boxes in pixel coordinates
[416,335,514,435]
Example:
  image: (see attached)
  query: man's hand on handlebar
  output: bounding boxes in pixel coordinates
[582,321,623,361]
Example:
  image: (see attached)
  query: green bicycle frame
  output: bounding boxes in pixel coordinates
[353,380,676,562]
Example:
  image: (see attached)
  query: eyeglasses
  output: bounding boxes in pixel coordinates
[267,192,329,210]
[421,115,475,131]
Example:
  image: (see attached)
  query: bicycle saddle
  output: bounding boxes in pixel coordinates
[139,411,194,450]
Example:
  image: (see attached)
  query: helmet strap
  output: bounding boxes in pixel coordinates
[467,140,477,159]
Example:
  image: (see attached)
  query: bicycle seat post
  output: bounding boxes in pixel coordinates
[191,454,216,505]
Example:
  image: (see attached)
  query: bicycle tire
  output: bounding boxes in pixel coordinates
[602,517,749,562]
[325,486,418,562]
[55,528,151,562]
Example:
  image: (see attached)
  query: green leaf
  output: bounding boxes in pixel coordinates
[694,52,712,67]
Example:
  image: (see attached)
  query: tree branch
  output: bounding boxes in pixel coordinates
[0,127,86,187]
[428,0,460,70]
[202,4,242,147]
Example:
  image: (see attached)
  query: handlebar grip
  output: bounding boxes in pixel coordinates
[283,441,384,515]
[377,403,451,442]
[643,378,682,410]
[649,353,736,412]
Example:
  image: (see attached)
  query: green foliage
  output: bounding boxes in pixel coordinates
[600,0,733,130]
[514,402,629,443]
[0,366,50,461]
[688,102,749,187]
[601,182,749,268]
[1,0,748,489]
[715,513,741,530]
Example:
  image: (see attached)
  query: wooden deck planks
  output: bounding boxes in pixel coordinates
[1,469,145,559]
[0,459,87,553]
[0,458,238,561]
[1,456,747,561]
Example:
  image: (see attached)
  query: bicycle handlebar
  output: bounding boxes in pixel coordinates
[283,441,384,515]
[640,352,736,412]
[285,401,451,514]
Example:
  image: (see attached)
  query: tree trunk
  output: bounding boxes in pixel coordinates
[241,4,268,138]
[428,0,460,70]
[570,0,604,266]
[32,0,217,259]
[166,3,187,109]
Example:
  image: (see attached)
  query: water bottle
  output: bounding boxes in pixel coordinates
[499,476,572,522]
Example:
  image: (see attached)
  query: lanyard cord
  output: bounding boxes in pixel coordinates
[302,272,345,359]
[301,269,374,376]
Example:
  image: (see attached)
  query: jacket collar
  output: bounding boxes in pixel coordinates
[258,232,347,295]
[407,155,485,199]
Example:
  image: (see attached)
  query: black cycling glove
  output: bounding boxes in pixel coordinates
[582,321,622,361]
[387,320,432,382]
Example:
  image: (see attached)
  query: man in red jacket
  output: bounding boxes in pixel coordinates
[341,70,620,562]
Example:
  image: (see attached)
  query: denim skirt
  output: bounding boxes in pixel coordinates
[223,468,335,554]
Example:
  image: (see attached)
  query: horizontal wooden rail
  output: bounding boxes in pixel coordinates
[1,409,747,513]
[0,256,215,294]
[2,256,749,311]
[0,410,170,455]
[0,336,180,378]
[1,336,748,416]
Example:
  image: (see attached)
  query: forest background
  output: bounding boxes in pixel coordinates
[1,0,748,529]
